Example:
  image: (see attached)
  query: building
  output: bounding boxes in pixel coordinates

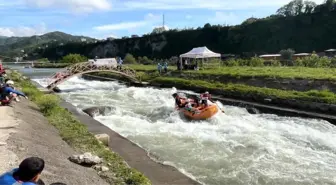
[259,53,311,60]
[259,54,281,60]
[292,53,311,60]
[325,49,336,57]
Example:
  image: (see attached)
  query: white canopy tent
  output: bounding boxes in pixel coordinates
[179,46,221,59]
[178,46,221,70]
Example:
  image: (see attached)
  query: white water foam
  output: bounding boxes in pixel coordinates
[34,76,336,185]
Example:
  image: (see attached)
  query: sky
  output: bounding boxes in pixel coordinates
[0,0,325,39]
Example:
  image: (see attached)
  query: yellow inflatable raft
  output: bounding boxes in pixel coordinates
[176,97,219,120]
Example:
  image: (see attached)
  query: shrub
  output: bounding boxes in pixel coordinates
[247,57,265,67]
[60,54,87,63]
[124,53,136,64]
[222,59,239,66]
[280,48,295,61]
[35,94,60,115]
[296,54,331,68]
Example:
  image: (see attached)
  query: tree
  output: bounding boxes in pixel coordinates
[280,48,295,61]
[203,23,211,28]
[313,0,335,13]
[60,53,87,63]
[138,56,152,64]
[123,53,136,63]
[242,17,258,25]
[277,0,316,16]
[304,1,317,13]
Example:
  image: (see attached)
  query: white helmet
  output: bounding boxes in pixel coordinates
[205,91,209,94]
[6,80,14,85]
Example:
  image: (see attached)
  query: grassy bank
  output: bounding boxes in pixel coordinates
[151,77,336,104]
[8,71,151,185]
[127,65,336,81]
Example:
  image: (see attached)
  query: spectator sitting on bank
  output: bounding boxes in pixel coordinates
[0,80,28,106]
[0,157,45,185]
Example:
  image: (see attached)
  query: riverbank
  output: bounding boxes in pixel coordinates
[1,99,109,184]
[7,70,150,185]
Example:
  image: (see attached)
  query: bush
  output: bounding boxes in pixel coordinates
[247,57,265,67]
[295,54,331,67]
[124,53,136,64]
[138,56,152,65]
[222,59,239,66]
[280,48,295,61]
[35,94,60,115]
[60,54,88,63]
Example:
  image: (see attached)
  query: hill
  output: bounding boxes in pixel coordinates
[0,31,97,58]
[18,0,336,60]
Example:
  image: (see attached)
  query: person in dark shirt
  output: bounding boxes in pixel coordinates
[0,157,45,185]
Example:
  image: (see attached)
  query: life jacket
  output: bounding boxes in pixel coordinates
[200,93,211,100]
[0,169,37,185]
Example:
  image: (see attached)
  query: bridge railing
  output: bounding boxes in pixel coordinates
[46,62,138,88]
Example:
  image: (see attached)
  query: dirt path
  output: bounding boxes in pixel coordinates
[3,99,109,185]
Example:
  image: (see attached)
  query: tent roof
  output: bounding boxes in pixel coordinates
[179,46,221,58]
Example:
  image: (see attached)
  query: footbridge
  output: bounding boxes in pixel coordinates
[46,61,139,90]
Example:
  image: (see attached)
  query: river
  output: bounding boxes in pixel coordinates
[9,65,336,185]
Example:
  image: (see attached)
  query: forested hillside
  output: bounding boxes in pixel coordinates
[0,31,96,58]
[7,0,336,60]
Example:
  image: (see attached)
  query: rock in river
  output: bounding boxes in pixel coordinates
[246,107,260,114]
[82,106,116,117]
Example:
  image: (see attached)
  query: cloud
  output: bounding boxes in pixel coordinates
[93,13,162,31]
[186,15,192,19]
[119,0,324,10]
[22,0,112,13]
[0,23,47,37]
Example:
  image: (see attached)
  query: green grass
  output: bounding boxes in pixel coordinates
[152,77,336,104]
[9,70,151,185]
[126,64,336,81]
[187,66,336,80]
[126,64,157,71]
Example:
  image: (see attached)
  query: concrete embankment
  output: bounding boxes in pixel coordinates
[81,74,336,125]
[0,99,108,185]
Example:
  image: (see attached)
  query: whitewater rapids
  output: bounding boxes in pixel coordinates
[34,77,336,185]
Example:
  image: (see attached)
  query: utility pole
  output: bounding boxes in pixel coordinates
[162,14,164,29]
